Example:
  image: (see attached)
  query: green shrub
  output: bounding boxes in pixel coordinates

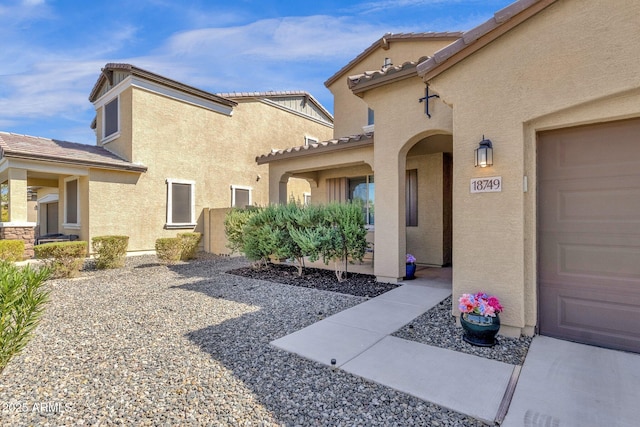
[0,262,51,374]
[178,232,201,261]
[34,241,87,278]
[224,208,259,254]
[155,238,182,264]
[0,240,25,262]
[92,235,129,269]
[223,202,368,281]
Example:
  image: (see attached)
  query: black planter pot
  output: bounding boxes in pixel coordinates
[460,313,500,347]
[405,263,416,280]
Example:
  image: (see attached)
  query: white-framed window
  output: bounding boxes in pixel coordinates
[63,176,80,229]
[231,185,252,208]
[103,95,120,142]
[304,136,318,146]
[303,192,311,206]
[166,178,196,228]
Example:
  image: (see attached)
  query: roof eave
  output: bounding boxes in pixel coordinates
[349,65,419,96]
[324,32,462,88]
[256,134,373,165]
[417,0,557,81]
[3,152,148,173]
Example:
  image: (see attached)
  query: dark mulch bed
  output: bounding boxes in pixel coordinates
[226,263,398,298]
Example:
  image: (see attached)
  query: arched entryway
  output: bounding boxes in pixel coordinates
[402,132,453,270]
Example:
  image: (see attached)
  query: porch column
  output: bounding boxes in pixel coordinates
[373,151,406,283]
[7,168,28,222]
[1,168,36,258]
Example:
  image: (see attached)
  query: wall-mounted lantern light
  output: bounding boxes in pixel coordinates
[475,136,493,167]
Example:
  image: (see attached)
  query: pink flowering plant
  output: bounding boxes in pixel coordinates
[406,254,416,264]
[458,292,503,317]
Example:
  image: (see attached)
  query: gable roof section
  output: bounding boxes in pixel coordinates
[256,132,373,164]
[417,0,557,81]
[216,90,334,126]
[348,56,430,95]
[0,132,147,172]
[324,32,462,88]
[88,63,237,108]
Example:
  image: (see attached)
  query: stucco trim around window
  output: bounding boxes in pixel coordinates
[166,178,196,229]
[231,185,252,208]
[101,95,120,144]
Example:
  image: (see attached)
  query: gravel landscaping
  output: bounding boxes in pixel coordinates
[394,297,532,366]
[0,255,489,426]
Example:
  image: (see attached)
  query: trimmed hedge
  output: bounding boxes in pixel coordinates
[0,240,25,262]
[34,241,88,278]
[0,262,51,374]
[92,235,129,269]
[155,238,182,264]
[178,232,201,261]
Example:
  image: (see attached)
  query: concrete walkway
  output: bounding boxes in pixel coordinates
[271,272,517,423]
[272,271,640,425]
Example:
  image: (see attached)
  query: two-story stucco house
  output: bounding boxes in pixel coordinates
[0,63,333,255]
[258,0,640,354]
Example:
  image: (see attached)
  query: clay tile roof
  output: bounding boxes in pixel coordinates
[88,63,237,108]
[324,32,462,88]
[0,132,147,172]
[256,132,373,164]
[417,0,557,80]
[347,56,430,94]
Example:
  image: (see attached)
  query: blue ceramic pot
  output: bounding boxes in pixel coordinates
[405,263,416,280]
[460,313,500,347]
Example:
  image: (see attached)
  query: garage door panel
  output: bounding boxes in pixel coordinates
[539,233,640,284]
[539,284,640,353]
[539,118,640,179]
[538,118,640,353]
[540,179,640,231]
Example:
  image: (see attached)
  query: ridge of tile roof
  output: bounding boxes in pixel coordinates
[216,90,334,121]
[347,56,430,94]
[417,0,557,80]
[256,132,373,164]
[88,63,237,107]
[0,131,147,172]
[324,32,462,88]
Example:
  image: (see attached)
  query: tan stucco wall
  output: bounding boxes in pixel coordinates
[426,0,640,335]
[91,87,332,252]
[328,39,456,138]
[286,177,311,204]
[361,76,453,282]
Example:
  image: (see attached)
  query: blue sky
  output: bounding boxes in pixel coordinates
[1,0,514,145]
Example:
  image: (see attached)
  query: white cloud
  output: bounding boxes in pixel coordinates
[164,15,402,62]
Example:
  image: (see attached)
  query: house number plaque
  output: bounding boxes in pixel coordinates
[470,176,502,193]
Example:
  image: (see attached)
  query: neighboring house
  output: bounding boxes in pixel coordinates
[0,63,333,255]
[258,0,640,354]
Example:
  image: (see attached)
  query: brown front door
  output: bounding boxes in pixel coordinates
[538,118,640,353]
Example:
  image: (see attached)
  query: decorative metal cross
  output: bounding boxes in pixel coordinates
[418,85,440,118]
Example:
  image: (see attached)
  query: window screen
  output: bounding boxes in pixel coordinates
[66,179,78,224]
[234,189,250,207]
[104,97,119,138]
[171,183,192,223]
